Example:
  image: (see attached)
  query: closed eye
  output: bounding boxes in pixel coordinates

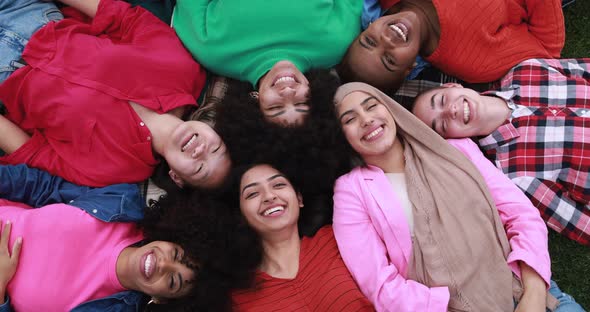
[344,117,356,124]
[365,36,377,47]
[196,163,203,174]
[212,143,222,153]
[245,192,258,199]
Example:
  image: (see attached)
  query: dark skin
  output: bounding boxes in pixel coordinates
[384,0,441,58]
[344,0,441,92]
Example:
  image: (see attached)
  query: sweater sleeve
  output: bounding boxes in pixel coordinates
[448,139,551,288]
[333,175,449,312]
[522,0,565,57]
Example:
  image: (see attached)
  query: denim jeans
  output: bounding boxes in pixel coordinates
[515,280,586,312]
[0,0,63,83]
[550,280,586,312]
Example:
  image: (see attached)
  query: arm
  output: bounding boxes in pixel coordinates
[448,139,551,286]
[333,176,449,312]
[0,116,29,155]
[0,221,21,309]
[0,164,91,207]
[56,0,100,17]
[523,0,565,57]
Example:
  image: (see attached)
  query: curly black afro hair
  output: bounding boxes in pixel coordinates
[141,190,261,312]
[214,69,353,236]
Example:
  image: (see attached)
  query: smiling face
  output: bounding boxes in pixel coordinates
[122,241,196,299]
[163,120,231,189]
[239,164,302,236]
[257,61,310,126]
[336,91,400,161]
[412,84,494,138]
[343,12,422,92]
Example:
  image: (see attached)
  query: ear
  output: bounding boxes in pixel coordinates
[168,170,185,188]
[249,91,259,101]
[403,61,418,77]
[297,192,304,208]
[441,82,463,88]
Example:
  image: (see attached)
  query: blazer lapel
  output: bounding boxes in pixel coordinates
[361,166,413,268]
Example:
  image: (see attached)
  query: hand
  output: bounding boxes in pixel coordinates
[0,220,22,304]
[515,262,546,312]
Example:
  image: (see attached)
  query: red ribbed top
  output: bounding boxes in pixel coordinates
[379,0,564,82]
[232,226,374,311]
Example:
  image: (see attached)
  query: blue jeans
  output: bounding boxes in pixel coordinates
[0,0,63,83]
[516,280,586,312]
[550,280,586,312]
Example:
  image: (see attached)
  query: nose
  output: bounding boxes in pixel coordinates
[262,190,277,203]
[443,103,457,120]
[278,86,296,97]
[359,112,374,127]
[158,257,176,273]
[191,143,205,158]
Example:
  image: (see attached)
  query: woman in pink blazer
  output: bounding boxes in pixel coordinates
[331,82,582,312]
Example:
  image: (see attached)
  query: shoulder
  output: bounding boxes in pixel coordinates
[445,138,481,159]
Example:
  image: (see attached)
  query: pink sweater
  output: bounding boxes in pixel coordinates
[332,138,550,311]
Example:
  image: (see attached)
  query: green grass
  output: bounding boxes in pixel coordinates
[547,1,590,309]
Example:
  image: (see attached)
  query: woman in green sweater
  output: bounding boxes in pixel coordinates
[172,0,362,126]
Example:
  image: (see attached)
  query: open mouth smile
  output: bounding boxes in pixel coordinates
[181,134,198,152]
[389,22,408,42]
[261,205,286,217]
[363,126,384,141]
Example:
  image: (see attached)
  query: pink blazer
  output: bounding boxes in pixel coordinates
[333,138,550,312]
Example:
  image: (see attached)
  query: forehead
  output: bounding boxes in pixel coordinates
[241,165,281,185]
[338,91,375,109]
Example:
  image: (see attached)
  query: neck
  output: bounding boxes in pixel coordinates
[363,136,406,173]
[479,95,511,136]
[259,226,301,279]
[129,101,184,155]
[115,246,136,291]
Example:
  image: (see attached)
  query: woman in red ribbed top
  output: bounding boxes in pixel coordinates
[339,0,564,93]
[230,164,374,311]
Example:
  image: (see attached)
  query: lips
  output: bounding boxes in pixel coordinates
[463,100,471,124]
[363,125,385,141]
[389,22,408,42]
[181,133,198,152]
[260,204,286,217]
[141,252,156,279]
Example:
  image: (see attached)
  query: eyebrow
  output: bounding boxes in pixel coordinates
[241,174,286,195]
[338,96,377,122]
[266,110,286,118]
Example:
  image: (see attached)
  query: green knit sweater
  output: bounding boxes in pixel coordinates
[173,0,362,86]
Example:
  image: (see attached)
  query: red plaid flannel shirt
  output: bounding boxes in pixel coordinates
[479,58,590,245]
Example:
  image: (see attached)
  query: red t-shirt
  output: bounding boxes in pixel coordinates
[231,226,374,311]
[0,0,206,187]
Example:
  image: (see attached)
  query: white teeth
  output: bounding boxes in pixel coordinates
[274,76,295,86]
[389,24,407,42]
[262,206,285,216]
[365,127,383,140]
[463,100,470,124]
[181,134,197,152]
[144,254,153,277]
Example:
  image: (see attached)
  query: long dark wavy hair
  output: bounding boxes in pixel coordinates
[214,69,352,236]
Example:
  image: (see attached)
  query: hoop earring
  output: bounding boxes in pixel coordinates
[249,91,259,100]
